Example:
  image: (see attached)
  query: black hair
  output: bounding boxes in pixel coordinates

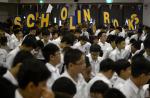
[104,88,125,98]
[42,43,59,62]
[115,59,131,75]
[12,50,34,68]
[131,54,150,77]
[106,35,117,43]
[115,36,125,45]
[64,48,83,69]
[131,40,141,50]
[17,58,51,89]
[22,35,37,49]
[52,77,76,96]
[144,37,150,49]
[100,58,115,72]
[90,44,101,53]
[61,33,76,46]
[90,80,109,95]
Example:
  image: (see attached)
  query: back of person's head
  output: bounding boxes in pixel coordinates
[41,28,50,36]
[144,37,150,49]
[116,26,122,32]
[131,40,141,50]
[137,28,143,35]
[17,58,51,89]
[64,48,83,69]
[115,36,125,45]
[98,31,106,38]
[115,59,131,76]
[106,35,117,43]
[131,54,150,78]
[42,43,60,62]
[54,92,73,98]
[61,33,76,46]
[90,80,109,95]
[90,44,102,53]
[100,58,115,72]
[79,36,88,42]
[104,88,126,98]
[22,35,37,49]
[52,77,76,97]
[12,50,34,68]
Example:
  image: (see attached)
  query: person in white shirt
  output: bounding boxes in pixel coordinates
[109,36,130,61]
[73,36,91,55]
[42,43,61,88]
[6,35,37,69]
[87,44,103,76]
[60,48,87,98]
[41,28,51,46]
[113,59,131,89]
[103,35,117,59]
[9,29,23,50]
[80,25,90,39]
[120,55,150,98]
[98,31,112,57]
[130,28,145,41]
[15,58,54,98]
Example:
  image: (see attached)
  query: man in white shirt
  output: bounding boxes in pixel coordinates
[42,43,61,88]
[87,44,103,76]
[98,31,112,57]
[60,48,87,98]
[6,35,37,69]
[109,36,130,61]
[113,59,131,89]
[15,58,54,98]
[120,55,150,98]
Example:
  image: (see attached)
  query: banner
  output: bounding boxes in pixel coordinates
[16,4,143,30]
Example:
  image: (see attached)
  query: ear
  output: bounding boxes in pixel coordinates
[26,82,36,93]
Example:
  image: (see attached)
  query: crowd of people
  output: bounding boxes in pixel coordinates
[0,18,150,98]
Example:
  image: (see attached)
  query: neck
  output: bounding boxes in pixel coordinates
[67,70,78,82]
[9,68,17,78]
[49,61,57,67]
[19,89,33,98]
[130,76,141,88]
[120,74,127,80]
[102,72,111,79]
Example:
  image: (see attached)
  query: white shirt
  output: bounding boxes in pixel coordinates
[81,30,89,39]
[3,70,18,86]
[73,41,91,55]
[87,53,103,76]
[0,48,7,66]
[61,70,87,98]
[143,52,150,61]
[15,89,23,98]
[6,47,20,69]
[113,77,126,89]
[109,48,130,61]
[51,37,61,47]
[120,79,145,98]
[98,41,112,56]
[46,63,60,88]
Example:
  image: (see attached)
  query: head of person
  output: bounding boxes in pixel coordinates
[74,28,82,39]
[17,58,51,98]
[13,26,23,40]
[104,88,125,98]
[100,58,115,79]
[90,44,102,60]
[42,43,60,66]
[60,33,76,49]
[98,31,107,43]
[131,40,141,54]
[115,36,125,50]
[115,59,131,80]
[51,30,59,40]
[8,50,34,77]
[41,28,50,42]
[137,28,143,36]
[106,35,117,49]
[144,37,150,56]
[64,48,85,77]
[52,77,76,97]
[115,26,122,34]
[21,35,37,51]
[131,54,150,87]
[29,27,36,36]
[79,36,88,46]
[90,80,109,98]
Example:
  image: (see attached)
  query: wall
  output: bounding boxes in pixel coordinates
[143,0,150,27]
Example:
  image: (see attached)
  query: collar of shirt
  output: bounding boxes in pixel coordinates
[128,79,140,94]
[15,89,23,98]
[46,63,59,73]
[3,70,18,86]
